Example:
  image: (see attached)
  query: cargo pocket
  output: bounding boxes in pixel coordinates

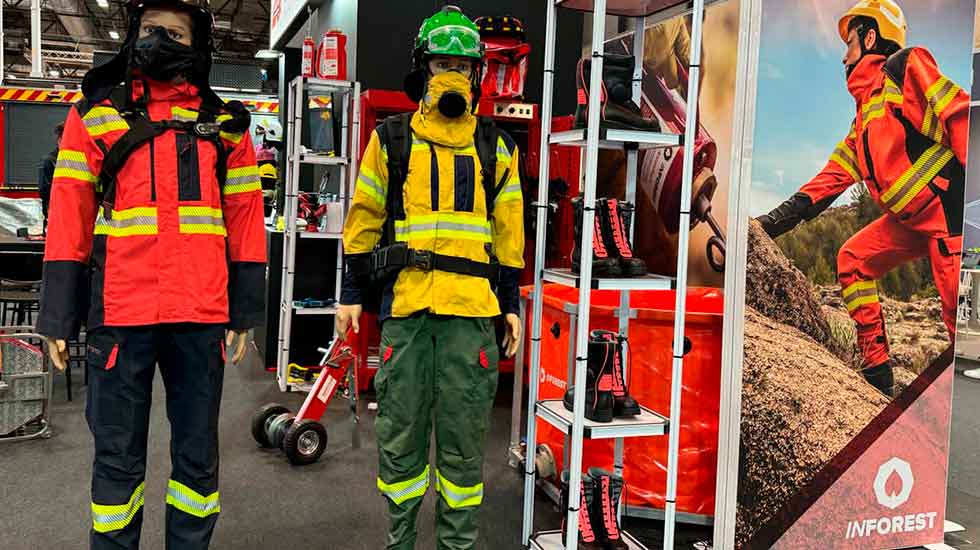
[85,330,125,428]
[177,133,201,201]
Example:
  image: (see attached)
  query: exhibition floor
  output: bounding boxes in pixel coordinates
[946,358,980,549]
[0,350,711,550]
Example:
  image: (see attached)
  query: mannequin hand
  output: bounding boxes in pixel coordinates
[44,337,69,371]
[336,304,362,336]
[225,330,249,364]
[502,313,522,358]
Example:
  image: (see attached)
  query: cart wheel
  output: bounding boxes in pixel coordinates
[283,420,328,465]
[251,403,290,448]
[268,413,295,450]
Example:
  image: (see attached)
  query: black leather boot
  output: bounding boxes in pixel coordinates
[563,330,615,423]
[561,471,604,550]
[572,197,621,278]
[588,468,629,550]
[574,54,660,131]
[862,362,895,398]
[592,330,641,418]
[599,198,648,277]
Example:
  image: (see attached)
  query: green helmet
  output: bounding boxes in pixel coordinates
[414,5,483,61]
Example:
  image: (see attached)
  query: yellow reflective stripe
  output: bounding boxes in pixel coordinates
[847,294,880,312]
[179,224,228,236]
[171,106,198,122]
[224,165,261,195]
[83,106,129,137]
[223,181,262,195]
[842,280,876,299]
[178,206,223,218]
[881,144,953,213]
[394,214,492,242]
[882,77,903,106]
[435,469,483,509]
[830,142,860,182]
[94,207,158,237]
[112,207,158,220]
[166,479,220,518]
[357,169,387,205]
[92,482,145,533]
[495,182,522,204]
[377,466,430,505]
[221,131,244,145]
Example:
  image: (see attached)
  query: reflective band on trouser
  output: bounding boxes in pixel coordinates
[92,482,145,533]
[223,165,262,195]
[394,215,492,242]
[495,181,522,204]
[923,77,959,142]
[830,142,860,183]
[435,469,483,509]
[94,207,158,237]
[880,143,954,214]
[357,169,386,205]
[166,479,220,518]
[178,206,227,236]
[377,465,430,505]
[54,149,97,183]
[84,106,129,137]
[843,280,879,313]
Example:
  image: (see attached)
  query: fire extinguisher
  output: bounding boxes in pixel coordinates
[301,35,315,77]
[317,29,348,80]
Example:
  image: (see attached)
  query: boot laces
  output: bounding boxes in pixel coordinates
[602,477,621,538]
[593,214,609,257]
[579,483,597,541]
[607,199,633,258]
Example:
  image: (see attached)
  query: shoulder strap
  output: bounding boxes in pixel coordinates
[474,116,499,220]
[882,47,914,87]
[377,112,414,244]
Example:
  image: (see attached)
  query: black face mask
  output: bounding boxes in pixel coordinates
[437,91,469,118]
[131,27,197,81]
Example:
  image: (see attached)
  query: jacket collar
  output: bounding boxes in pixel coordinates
[846,54,886,99]
[133,78,200,103]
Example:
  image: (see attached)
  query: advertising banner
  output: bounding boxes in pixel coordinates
[727,1,976,548]
[270,0,308,49]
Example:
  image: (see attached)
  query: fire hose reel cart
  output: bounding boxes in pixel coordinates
[520,1,717,548]
[251,334,360,465]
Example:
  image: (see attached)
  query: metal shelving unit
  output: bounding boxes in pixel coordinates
[521,1,709,549]
[276,76,361,393]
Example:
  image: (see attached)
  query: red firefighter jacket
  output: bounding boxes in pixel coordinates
[798,48,968,231]
[38,79,267,339]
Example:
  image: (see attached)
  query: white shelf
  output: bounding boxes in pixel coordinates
[536,400,668,439]
[282,301,337,315]
[530,530,647,550]
[542,268,674,291]
[295,153,349,166]
[555,0,723,21]
[298,231,342,240]
[550,127,680,150]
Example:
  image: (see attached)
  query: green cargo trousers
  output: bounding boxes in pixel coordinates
[375,313,499,550]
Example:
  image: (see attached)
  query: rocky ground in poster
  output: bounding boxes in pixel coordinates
[736,218,947,545]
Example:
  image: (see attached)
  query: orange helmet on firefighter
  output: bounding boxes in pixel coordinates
[838,0,907,49]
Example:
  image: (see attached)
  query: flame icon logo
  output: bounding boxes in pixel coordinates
[874,457,914,510]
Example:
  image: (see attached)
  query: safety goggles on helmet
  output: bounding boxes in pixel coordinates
[426,25,482,59]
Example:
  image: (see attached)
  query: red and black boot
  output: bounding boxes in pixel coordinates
[588,468,629,550]
[563,330,615,423]
[572,197,621,278]
[592,330,641,418]
[574,54,660,131]
[599,198,648,277]
[561,470,604,550]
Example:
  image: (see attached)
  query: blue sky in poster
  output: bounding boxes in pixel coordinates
[749,0,976,216]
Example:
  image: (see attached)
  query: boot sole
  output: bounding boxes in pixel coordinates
[572,261,623,278]
[614,404,642,417]
[563,395,615,423]
[619,264,649,278]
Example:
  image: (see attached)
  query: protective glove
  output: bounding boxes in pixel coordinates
[43,337,69,371]
[225,329,249,364]
[502,313,522,358]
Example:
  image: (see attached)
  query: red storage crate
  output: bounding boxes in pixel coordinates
[522,284,723,517]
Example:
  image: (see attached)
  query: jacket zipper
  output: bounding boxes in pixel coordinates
[861,130,878,192]
[150,138,157,201]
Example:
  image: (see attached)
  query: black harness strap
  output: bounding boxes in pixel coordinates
[378,112,414,246]
[97,86,229,219]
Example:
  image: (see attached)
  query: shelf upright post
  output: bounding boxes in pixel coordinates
[521,0,560,542]
[663,0,707,547]
[562,0,611,548]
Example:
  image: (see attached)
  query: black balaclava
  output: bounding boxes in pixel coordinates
[131,26,198,82]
